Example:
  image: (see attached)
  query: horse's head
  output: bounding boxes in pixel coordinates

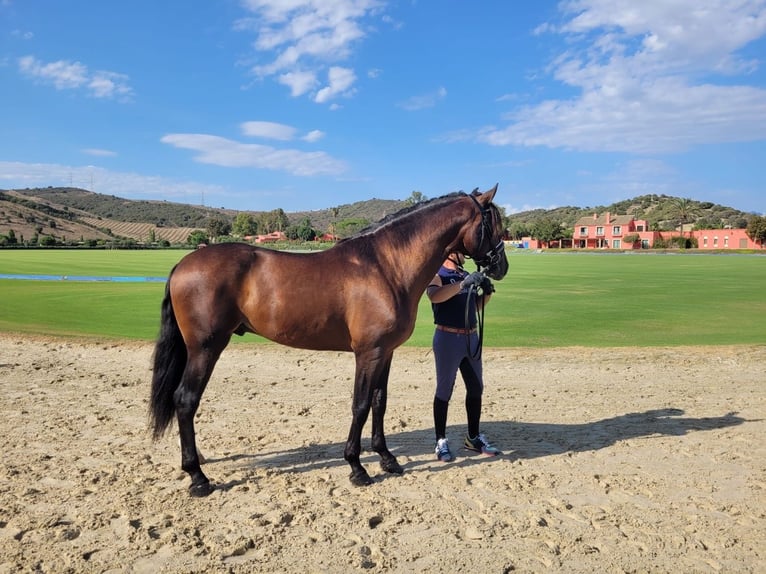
[463,184,509,281]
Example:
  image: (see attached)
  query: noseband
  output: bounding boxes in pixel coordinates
[467,195,504,272]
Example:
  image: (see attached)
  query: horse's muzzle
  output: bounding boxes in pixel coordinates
[477,241,509,280]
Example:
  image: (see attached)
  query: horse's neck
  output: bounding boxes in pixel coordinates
[377,201,471,292]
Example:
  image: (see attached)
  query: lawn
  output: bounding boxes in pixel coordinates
[1,249,764,347]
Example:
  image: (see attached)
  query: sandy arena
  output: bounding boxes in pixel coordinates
[0,334,764,573]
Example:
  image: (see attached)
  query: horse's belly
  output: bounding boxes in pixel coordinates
[254,317,353,352]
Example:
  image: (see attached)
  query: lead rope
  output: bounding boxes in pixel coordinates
[464,276,486,361]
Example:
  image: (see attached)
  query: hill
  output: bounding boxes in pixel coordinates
[505,194,755,235]
[0,187,758,246]
[0,187,409,245]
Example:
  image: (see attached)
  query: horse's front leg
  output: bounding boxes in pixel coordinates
[344,349,387,486]
[344,383,374,486]
[371,357,403,476]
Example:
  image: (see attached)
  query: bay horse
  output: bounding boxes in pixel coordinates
[149,184,509,497]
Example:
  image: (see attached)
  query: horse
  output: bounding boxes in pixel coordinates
[149,184,509,497]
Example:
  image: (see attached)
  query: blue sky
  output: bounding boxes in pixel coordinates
[1,1,765,216]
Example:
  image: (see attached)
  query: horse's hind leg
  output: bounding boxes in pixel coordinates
[175,343,226,497]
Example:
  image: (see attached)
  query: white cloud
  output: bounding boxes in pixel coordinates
[11,29,34,40]
[240,122,325,143]
[398,86,447,111]
[0,161,223,203]
[82,148,117,157]
[241,121,298,140]
[314,66,356,103]
[19,55,87,89]
[302,129,324,142]
[17,55,133,101]
[236,0,384,103]
[278,69,318,96]
[88,71,133,99]
[161,133,347,176]
[473,0,766,153]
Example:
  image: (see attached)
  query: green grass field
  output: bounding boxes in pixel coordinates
[1,249,764,347]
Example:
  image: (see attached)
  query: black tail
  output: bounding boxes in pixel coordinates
[149,271,186,440]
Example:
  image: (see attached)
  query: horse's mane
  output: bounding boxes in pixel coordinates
[339,191,468,242]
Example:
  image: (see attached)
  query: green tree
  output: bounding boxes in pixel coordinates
[671,197,698,238]
[746,215,766,247]
[328,207,341,237]
[336,217,370,238]
[258,208,289,234]
[207,216,231,240]
[286,217,316,241]
[531,217,564,245]
[404,191,427,206]
[507,221,530,241]
[232,212,259,236]
[187,230,209,247]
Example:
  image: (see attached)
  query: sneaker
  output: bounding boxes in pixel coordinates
[464,433,502,456]
[435,437,454,462]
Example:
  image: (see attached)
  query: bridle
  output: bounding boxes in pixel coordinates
[467,194,504,274]
[460,193,505,359]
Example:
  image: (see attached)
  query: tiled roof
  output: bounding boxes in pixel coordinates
[574,213,636,226]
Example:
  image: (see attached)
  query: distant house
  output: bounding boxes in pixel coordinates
[573,212,650,249]
[572,212,762,250]
[253,231,287,244]
[692,228,761,250]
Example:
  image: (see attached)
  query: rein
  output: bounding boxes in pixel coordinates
[461,194,501,360]
[464,280,487,360]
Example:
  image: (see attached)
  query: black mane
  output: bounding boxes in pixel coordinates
[340,191,467,242]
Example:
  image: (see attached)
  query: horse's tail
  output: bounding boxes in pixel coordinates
[149,268,186,440]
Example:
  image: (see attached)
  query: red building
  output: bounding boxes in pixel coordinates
[573,212,650,249]
[572,213,762,250]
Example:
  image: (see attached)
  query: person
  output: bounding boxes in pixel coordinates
[426,251,502,462]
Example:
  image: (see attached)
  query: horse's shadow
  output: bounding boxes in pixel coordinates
[206,408,749,489]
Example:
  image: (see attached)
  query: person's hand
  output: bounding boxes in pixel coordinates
[479,276,495,294]
[460,271,484,289]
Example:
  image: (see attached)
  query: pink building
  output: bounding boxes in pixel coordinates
[573,213,763,250]
[573,212,651,249]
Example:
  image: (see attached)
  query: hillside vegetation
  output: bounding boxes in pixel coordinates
[0,186,758,247]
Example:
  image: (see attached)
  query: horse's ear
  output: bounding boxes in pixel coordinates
[480,183,499,204]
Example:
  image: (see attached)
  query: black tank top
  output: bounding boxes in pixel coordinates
[431,266,478,329]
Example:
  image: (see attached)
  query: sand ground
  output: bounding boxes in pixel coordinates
[0,335,764,573]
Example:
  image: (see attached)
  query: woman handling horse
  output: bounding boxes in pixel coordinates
[149,185,508,497]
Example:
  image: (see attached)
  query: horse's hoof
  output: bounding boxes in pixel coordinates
[189,481,215,497]
[348,471,374,487]
[380,459,404,475]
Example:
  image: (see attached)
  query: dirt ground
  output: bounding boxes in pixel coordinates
[0,335,764,573]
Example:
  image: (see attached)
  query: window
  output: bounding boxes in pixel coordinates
[612,239,621,249]
[713,236,718,247]
[703,236,708,247]
[636,224,645,232]
[612,226,621,235]
[724,236,729,247]
[641,239,650,249]
[596,226,604,236]
[579,226,587,236]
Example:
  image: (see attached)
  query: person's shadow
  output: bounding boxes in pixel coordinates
[205,408,749,490]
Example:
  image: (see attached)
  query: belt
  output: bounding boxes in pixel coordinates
[436,325,476,335]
